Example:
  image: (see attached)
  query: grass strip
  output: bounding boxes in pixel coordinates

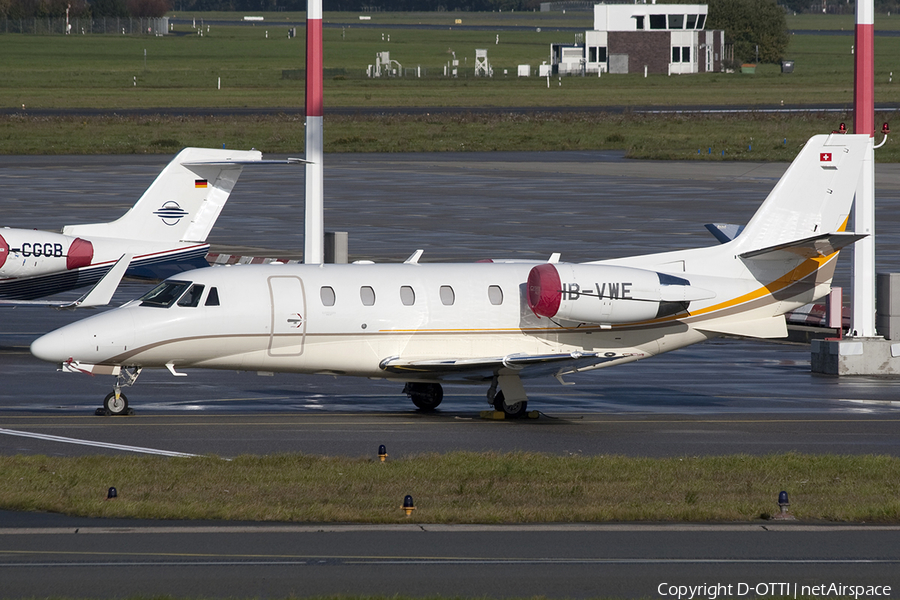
[2,452,899,523]
[3,111,899,161]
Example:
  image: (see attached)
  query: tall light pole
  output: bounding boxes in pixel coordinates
[304,0,324,264]
[851,0,876,337]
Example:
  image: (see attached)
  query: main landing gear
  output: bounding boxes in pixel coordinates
[95,366,141,416]
[487,374,528,419]
[403,382,443,411]
[402,374,530,418]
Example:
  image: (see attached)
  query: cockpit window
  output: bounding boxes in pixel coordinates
[139,280,192,308]
[177,284,205,307]
[205,287,220,306]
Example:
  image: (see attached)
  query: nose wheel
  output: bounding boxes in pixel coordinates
[98,390,132,416]
[95,366,141,416]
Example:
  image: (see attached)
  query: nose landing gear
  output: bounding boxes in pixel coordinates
[95,366,141,416]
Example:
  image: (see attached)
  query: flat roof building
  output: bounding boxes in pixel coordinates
[551,3,727,75]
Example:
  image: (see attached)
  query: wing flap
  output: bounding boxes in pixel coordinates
[379,351,636,381]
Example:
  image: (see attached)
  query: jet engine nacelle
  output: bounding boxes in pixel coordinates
[527,263,714,325]
[0,229,93,278]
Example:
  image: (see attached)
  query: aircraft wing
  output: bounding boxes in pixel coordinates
[0,253,131,309]
[379,351,635,382]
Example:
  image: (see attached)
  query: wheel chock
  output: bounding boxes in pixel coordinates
[479,410,505,420]
[527,410,540,419]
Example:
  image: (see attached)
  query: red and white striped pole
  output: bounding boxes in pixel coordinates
[304,0,324,264]
[854,0,875,138]
[851,0,876,337]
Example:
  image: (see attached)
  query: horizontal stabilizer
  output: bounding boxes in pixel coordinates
[695,315,788,339]
[739,232,866,260]
[181,158,308,167]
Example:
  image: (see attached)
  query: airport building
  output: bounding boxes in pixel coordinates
[550,3,727,75]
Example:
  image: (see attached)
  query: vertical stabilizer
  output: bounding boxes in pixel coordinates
[733,134,868,256]
[62,148,262,243]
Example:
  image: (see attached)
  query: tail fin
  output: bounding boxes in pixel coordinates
[732,134,868,257]
[62,148,263,243]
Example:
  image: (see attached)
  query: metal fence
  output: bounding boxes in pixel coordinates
[1,16,169,35]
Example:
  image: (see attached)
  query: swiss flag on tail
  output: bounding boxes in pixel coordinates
[820,152,833,163]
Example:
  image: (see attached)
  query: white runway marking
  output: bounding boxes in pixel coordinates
[0,428,198,457]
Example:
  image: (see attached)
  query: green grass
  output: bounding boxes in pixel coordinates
[2,26,899,109]
[4,111,899,161]
[0,14,899,157]
[2,452,899,523]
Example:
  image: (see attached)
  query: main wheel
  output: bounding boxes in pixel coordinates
[405,382,443,411]
[103,391,129,416]
[492,391,527,419]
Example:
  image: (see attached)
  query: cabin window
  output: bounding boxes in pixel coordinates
[488,285,503,306]
[400,285,416,306]
[686,14,698,28]
[177,284,205,307]
[697,14,706,28]
[139,280,191,308]
[440,285,455,306]
[667,14,684,29]
[360,286,376,306]
[205,287,220,306]
[634,15,644,29]
[320,286,335,306]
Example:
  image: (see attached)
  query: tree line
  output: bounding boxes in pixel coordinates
[0,0,170,18]
[4,0,899,19]
[4,0,897,65]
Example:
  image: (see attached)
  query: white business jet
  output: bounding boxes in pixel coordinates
[31,134,868,416]
[0,147,289,302]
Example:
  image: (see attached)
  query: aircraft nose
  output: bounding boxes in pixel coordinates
[31,329,75,364]
[30,309,135,365]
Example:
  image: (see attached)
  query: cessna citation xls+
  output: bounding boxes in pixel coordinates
[32,134,868,416]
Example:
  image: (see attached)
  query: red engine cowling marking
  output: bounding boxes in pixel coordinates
[0,233,7,270]
[66,238,94,270]
[527,263,561,318]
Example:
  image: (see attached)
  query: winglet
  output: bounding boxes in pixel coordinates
[404,249,424,264]
[74,253,132,308]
